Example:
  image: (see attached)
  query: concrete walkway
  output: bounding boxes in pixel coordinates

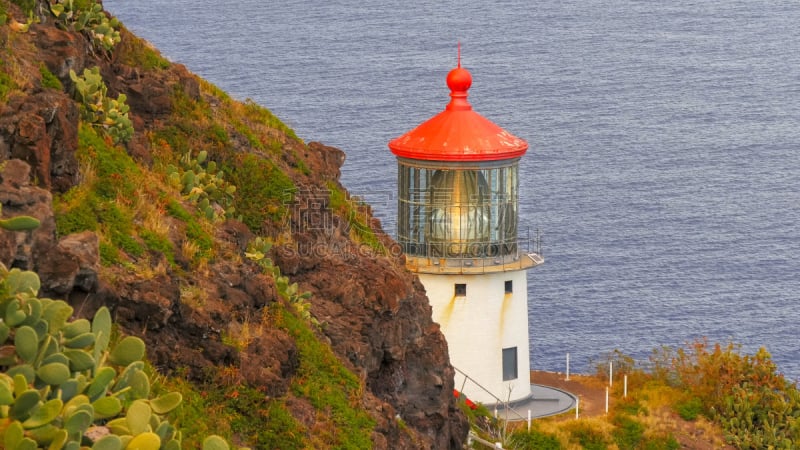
[487,384,577,421]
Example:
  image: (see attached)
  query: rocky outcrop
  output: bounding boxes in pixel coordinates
[0,4,469,448]
[36,230,99,294]
[274,175,468,448]
[0,90,80,192]
[0,159,57,270]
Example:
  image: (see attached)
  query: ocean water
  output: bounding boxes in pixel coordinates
[104,0,800,378]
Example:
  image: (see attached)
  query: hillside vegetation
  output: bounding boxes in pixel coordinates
[466,343,800,449]
[0,0,466,448]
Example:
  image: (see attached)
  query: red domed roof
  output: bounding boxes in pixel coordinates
[388,63,528,162]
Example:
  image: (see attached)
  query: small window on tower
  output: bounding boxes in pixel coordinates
[502,347,518,381]
[505,280,513,294]
[455,283,467,297]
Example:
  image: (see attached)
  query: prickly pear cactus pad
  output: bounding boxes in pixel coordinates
[0,263,235,449]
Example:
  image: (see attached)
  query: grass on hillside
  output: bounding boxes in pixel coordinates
[470,340,800,450]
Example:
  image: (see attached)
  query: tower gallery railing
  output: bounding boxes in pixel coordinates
[404,228,543,274]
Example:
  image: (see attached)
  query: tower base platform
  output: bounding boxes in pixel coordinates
[488,384,577,421]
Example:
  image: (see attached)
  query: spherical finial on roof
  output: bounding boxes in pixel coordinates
[446,66,472,93]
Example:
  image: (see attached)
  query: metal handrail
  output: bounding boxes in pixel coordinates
[452,366,528,421]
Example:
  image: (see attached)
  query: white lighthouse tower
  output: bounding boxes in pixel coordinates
[389,57,543,405]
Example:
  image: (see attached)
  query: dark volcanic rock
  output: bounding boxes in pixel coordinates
[0,91,80,192]
[30,24,89,85]
[278,184,469,449]
[0,159,56,271]
[37,230,99,295]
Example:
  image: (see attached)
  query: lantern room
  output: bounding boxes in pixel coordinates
[389,61,538,274]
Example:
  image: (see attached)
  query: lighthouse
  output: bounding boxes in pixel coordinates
[388,56,543,405]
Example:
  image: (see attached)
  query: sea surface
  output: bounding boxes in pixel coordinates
[104,0,800,379]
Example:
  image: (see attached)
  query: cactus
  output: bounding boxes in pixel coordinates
[0,215,41,231]
[108,336,145,366]
[0,321,10,343]
[64,349,96,372]
[127,400,152,434]
[126,432,161,450]
[167,150,240,221]
[69,67,133,144]
[113,361,145,393]
[0,377,13,405]
[10,389,41,420]
[4,421,26,448]
[7,364,36,384]
[14,325,39,363]
[93,395,122,419]
[0,268,239,450]
[42,300,74,334]
[36,362,71,385]
[50,0,121,51]
[5,269,41,296]
[65,408,93,439]
[0,203,41,233]
[62,318,91,339]
[149,392,182,415]
[20,297,43,327]
[87,366,116,400]
[129,369,151,399]
[65,332,96,349]
[92,434,123,450]
[203,435,231,450]
[22,398,63,429]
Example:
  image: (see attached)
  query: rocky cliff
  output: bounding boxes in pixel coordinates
[0,0,468,447]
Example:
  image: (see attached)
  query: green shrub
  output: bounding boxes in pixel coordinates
[660,340,800,447]
[53,192,97,236]
[225,154,295,231]
[0,64,15,102]
[243,99,298,142]
[277,305,375,448]
[327,182,384,253]
[165,199,214,263]
[10,0,35,16]
[165,199,191,221]
[675,395,702,421]
[153,126,191,156]
[643,434,680,450]
[566,421,608,450]
[592,349,636,384]
[615,397,646,417]
[113,31,170,70]
[39,63,63,90]
[612,415,645,450]
[509,429,562,449]
[55,125,151,265]
[140,229,175,265]
[99,241,121,265]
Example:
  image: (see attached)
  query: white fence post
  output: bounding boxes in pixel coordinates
[566,353,570,381]
[624,375,628,398]
[609,361,613,387]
